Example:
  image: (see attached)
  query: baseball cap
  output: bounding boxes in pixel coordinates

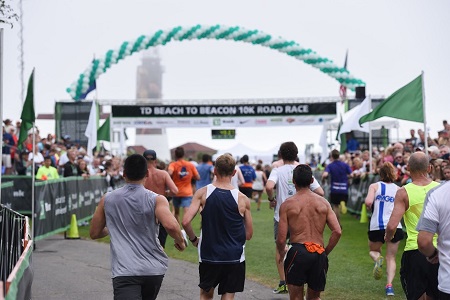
[143,149,157,160]
[63,134,71,140]
[428,145,439,153]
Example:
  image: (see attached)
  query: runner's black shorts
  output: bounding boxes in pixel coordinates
[368,229,404,243]
[329,193,348,205]
[199,262,245,295]
[284,243,328,292]
[239,187,253,198]
[400,249,439,300]
[112,275,163,300]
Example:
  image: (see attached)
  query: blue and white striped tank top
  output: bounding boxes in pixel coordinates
[369,182,402,231]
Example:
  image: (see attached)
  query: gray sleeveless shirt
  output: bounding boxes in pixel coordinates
[104,183,168,277]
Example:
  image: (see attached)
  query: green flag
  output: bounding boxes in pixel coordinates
[18,69,36,149]
[97,116,110,142]
[359,74,423,125]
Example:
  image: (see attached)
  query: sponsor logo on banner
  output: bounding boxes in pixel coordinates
[286,117,296,123]
[213,119,221,126]
[301,117,316,123]
[177,120,191,125]
[255,119,268,125]
[270,118,283,123]
[193,120,210,125]
[222,119,235,124]
[134,120,153,125]
[156,120,174,125]
[239,119,251,124]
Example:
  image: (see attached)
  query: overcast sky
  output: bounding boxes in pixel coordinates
[3,0,450,153]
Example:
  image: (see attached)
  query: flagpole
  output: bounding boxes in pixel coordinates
[31,121,35,243]
[0,28,3,196]
[368,96,373,174]
[421,71,428,154]
[31,70,36,245]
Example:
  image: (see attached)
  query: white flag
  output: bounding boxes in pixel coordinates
[84,100,97,156]
[338,97,371,136]
[319,124,329,163]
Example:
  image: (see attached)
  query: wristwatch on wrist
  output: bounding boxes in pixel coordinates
[189,236,198,243]
[428,248,438,259]
[268,197,275,202]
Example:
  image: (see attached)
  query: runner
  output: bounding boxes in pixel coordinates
[266,141,324,294]
[365,162,404,296]
[385,152,440,300]
[276,164,341,300]
[418,182,450,299]
[143,149,179,248]
[90,154,186,300]
[182,154,253,300]
[321,149,352,226]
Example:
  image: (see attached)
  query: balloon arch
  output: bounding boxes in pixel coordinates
[67,25,366,100]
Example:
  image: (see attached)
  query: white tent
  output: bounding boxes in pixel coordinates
[213,143,278,165]
[319,104,400,161]
[326,106,400,131]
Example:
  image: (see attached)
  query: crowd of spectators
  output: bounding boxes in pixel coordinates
[3,117,450,188]
[317,120,450,186]
[1,119,123,189]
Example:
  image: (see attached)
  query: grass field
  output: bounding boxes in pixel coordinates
[79,199,407,300]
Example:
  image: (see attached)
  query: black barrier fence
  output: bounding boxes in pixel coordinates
[1,176,33,214]
[0,176,109,241]
[0,199,29,298]
[313,171,380,216]
[0,172,378,241]
[33,177,108,240]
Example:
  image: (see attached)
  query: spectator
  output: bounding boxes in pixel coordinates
[392,142,404,155]
[14,149,32,176]
[409,129,418,148]
[2,126,15,174]
[78,159,90,179]
[429,159,443,182]
[36,156,59,180]
[28,144,45,171]
[428,145,441,160]
[345,132,360,153]
[439,145,449,159]
[442,165,450,183]
[63,148,79,177]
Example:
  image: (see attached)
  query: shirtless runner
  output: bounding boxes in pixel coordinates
[276,164,342,300]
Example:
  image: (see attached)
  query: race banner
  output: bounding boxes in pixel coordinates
[111,102,337,128]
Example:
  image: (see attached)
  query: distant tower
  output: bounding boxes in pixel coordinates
[136,48,163,99]
[135,49,171,161]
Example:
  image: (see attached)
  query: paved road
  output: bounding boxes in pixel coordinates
[31,236,286,299]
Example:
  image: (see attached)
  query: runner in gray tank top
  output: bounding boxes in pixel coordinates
[90,154,186,300]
